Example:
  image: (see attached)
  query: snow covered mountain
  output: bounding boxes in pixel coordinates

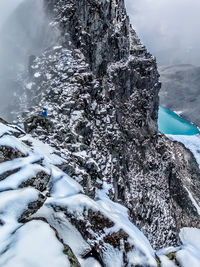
[0,118,156,266]
[1,116,200,266]
[0,0,200,266]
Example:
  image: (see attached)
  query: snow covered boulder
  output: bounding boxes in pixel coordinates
[0,119,159,266]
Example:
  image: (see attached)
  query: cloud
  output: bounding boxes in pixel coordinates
[0,0,24,27]
[125,0,200,65]
[0,0,59,121]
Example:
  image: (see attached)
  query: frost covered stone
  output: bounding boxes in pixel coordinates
[1,0,200,265]
[15,0,200,250]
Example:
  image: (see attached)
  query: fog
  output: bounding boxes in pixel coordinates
[125,0,200,66]
[0,0,58,121]
[0,0,24,26]
[1,0,199,120]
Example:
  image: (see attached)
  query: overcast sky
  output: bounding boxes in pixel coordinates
[0,0,199,67]
[0,0,24,26]
[125,0,200,66]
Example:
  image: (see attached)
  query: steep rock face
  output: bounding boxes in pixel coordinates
[16,0,200,250]
[165,137,200,228]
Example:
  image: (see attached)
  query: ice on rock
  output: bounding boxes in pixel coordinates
[33,206,98,266]
[0,164,48,191]
[158,228,200,266]
[180,227,200,248]
[96,184,156,266]
[176,228,200,267]
[158,255,177,267]
[47,184,157,267]
[0,188,39,256]
[26,82,34,89]
[53,45,62,50]
[0,135,30,155]
[0,220,70,267]
[50,166,83,198]
[80,258,101,267]
[184,187,200,215]
[20,135,65,165]
[0,154,42,175]
[168,134,200,166]
[34,72,41,78]
[0,123,19,137]
[0,187,39,223]
[46,73,52,80]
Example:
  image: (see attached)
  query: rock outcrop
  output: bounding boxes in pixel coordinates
[11,0,200,251]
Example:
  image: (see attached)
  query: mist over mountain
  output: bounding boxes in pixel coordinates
[0,0,23,26]
[159,64,200,126]
[0,1,200,266]
[0,0,59,121]
[125,0,200,66]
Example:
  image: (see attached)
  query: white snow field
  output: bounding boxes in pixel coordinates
[1,121,200,266]
[176,228,200,267]
[0,220,71,267]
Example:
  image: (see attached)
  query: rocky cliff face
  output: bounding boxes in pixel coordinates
[14,0,200,252]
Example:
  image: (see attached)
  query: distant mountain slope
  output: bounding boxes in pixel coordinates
[0,0,59,121]
[159,64,200,126]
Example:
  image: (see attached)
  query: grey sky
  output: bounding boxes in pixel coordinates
[0,0,24,26]
[0,0,59,120]
[0,0,199,67]
[125,0,200,66]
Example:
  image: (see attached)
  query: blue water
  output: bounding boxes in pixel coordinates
[158,106,199,135]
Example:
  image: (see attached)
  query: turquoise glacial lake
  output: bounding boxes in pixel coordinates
[158,106,199,135]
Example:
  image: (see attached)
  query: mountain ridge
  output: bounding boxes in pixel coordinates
[14,0,200,249]
[0,0,200,265]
